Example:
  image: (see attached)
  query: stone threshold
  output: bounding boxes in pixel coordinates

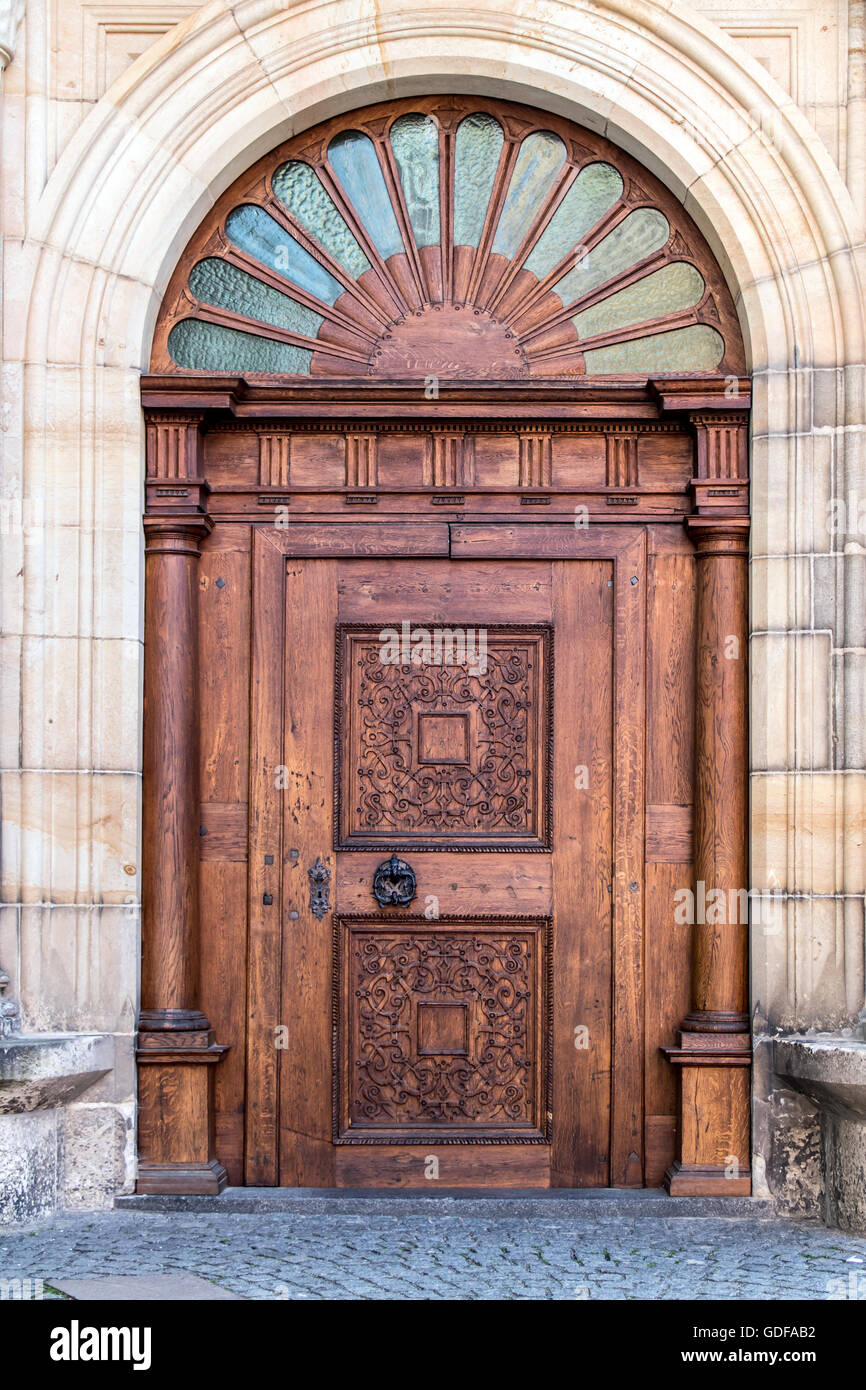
[116,1187,776,1218]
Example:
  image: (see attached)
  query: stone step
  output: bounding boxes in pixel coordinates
[116,1187,776,1219]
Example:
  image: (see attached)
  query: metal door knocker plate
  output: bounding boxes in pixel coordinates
[308,857,331,919]
[372,853,417,907]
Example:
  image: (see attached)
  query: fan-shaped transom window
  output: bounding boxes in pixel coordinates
[153,97,744,380]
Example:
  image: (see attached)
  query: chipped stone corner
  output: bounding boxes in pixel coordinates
[754,1031,866,1234]
[0,1032,137,1223]
[753,1035,824,1217]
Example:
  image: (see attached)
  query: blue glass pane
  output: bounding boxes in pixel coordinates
[390,113,440,248]
[328,131,404,260]
[189,258,323,338]
[454,113,504,247]
[583,324,725,374]
[574,262,705,339]
[552,209,670,306]
[492,131,566,259]
[168,319,312,374]
[524,163,623,278]
[272,161,370,279]
[225,204,343,306]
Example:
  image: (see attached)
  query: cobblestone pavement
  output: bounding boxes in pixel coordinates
[2,1210,866,1299]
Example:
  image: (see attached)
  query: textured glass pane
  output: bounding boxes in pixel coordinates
[524,162,623,278]
[574,262,705,339]
[225,205,343,306]
[272,161,370,279]
[390,113,440,248]
[492,131,567,259]
[327,131,404,260]
[454,113,504,247]
[189,258,323,338]
[168,319,312,374]
[583,324,725,374]
[552,208,670,306]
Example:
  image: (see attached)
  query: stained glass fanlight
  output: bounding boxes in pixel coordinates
[154,98,743,379]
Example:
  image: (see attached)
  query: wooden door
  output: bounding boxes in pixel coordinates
[138,92,751,1199]
[247,521,645,1188]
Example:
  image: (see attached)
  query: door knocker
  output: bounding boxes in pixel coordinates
[372,853,417,907]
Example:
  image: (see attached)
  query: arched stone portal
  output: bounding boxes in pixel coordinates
[138,94,751,1191]
[9,0,865,1209]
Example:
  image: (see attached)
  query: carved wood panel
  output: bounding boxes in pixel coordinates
[335,623,552,850]
[334,916,551,1142]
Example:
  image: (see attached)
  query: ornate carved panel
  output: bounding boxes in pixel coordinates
[345,431,378,486]
[605,427,640,487]
[334,916,551,1142]
[335,623,552,850]
[259,431,291,485]
[518,431,552,486]
[423,431,475,486]
[145,414,202,479]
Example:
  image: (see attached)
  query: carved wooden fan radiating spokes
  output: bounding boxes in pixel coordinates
[156,98,743,379]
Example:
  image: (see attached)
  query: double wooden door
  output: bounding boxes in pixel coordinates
[245,520,652,1187]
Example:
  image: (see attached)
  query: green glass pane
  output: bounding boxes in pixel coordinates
[552,208,670,306]
[390,113,440,248]
[454,113,504,247]
[168,319,312,374]
[574,262,705,339]
[225,204,343,306]
[492,131,566,260]
[189,259,323,338]
[583,324,725,374]
[328,132,404,260]
[272,161,370,279]
[524,163,623,278]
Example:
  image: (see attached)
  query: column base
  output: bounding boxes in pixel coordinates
[136,1158,228,1196]
[664,1160,751,1196]
[138,1008,210,1032]
[680,1010,749,1034]
[136,1027,229,1193]
[662,1029,751,1196]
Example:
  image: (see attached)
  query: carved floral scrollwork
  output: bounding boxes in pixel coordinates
[339,629,551,847]
[345,928,543,1134]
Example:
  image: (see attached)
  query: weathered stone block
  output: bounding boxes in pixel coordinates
[59,1100,136,1210]
[753,897,864,1033]
[752,1039,822,1216]
[0,1109,57,1222]
[750,632,832,771]
[774,1035,866,1232]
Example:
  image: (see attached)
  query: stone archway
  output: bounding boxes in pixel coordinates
[11,0,865,1201]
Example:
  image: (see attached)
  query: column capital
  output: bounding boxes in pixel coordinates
[145,413,207,496]
[686,411,749,519]
[143,511,213,557]
[686,515,750,555]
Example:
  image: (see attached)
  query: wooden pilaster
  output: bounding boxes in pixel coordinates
[137,417,228,1195]
[664,411,751,1196]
